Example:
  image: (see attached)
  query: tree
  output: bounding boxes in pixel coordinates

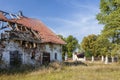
[95,35,111,62]
[78,44,84,53]
[96,0,120,63]
[111,44,120,62]
[97,0,120,44]
[58,35,78,58]
[58,35,67,59]
[66,35,78,57]
[81,34,98,61]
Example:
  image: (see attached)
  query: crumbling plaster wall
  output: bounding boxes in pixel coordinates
[1,41,63,67]
[2,41,23,66]
[2,41,42,66]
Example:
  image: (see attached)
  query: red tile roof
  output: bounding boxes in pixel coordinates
[0,15,65,44]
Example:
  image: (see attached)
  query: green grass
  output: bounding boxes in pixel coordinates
[0,62,120,80]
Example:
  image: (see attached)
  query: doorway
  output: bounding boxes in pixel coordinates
[42,52,50,64]
[10,50,22,67]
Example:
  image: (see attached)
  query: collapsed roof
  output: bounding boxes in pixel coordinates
[0,11,65,44]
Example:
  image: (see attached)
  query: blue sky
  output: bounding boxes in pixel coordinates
[0,0,103,42]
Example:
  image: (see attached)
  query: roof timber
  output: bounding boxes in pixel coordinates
[0,10,20,19]
[5,30,41,43]
[0,10,66,44]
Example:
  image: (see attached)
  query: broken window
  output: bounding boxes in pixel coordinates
[31,50,35,59]
[55,53,57,60]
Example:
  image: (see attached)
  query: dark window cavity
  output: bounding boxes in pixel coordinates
[31,50,35,59]
[55,53,57,60]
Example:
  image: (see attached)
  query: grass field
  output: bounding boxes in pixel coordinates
[0,61,120,80]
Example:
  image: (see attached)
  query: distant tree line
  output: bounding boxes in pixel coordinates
[81,0,120,63]
[59,0,120,63]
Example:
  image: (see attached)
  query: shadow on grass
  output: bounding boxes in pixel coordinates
[0,64,45,75]
[64,61,87,66]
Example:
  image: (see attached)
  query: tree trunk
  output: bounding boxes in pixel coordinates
[92,56,94,62]
[111,56,114,63]
[105,55,108,64]
[101,56,104,62]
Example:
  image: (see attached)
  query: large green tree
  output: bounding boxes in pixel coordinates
[96,0,120,63]
[97,0,120,44]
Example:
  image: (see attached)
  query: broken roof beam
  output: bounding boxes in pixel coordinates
[14,23,20,31]
[0,10,19,19]
[0,10,16,16]
[12,38,41,43]
[7,22,15,30]
[0,26,8,30]
[0,21,5,30]
[30,29,41,40]
[8,31,41,43]
[0,21,10,30]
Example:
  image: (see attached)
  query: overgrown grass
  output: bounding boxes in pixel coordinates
[0,61,120,80]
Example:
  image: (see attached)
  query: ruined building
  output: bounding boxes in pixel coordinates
[0,10,65,67]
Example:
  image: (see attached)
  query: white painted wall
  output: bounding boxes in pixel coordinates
[45,44,62,62]
[1,41,63,67]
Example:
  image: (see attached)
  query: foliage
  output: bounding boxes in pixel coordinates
[85,51,92,57]
[111,44,120,56]
[97,0,120,44]
[95,35,112,56]
[81,34,98,57]
[66,35,78,57]
[95,0,120,57]
[77,44,84,53]
[58,35,78,58]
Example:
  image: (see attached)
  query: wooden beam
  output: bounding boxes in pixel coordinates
[9,13,15,19]
[0,21,3,28]
[7,22,14,30]
[25,42,28,48]
[33,42,37,48]
[24,27,29,31]
[14,23,20,31]
[31,29,40,40]
[20,40,23,45]
[29,43,32,48]
[0,10,16,17]
[15,14,20,19]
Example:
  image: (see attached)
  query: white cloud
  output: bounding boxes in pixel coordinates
[44,13,103,42]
